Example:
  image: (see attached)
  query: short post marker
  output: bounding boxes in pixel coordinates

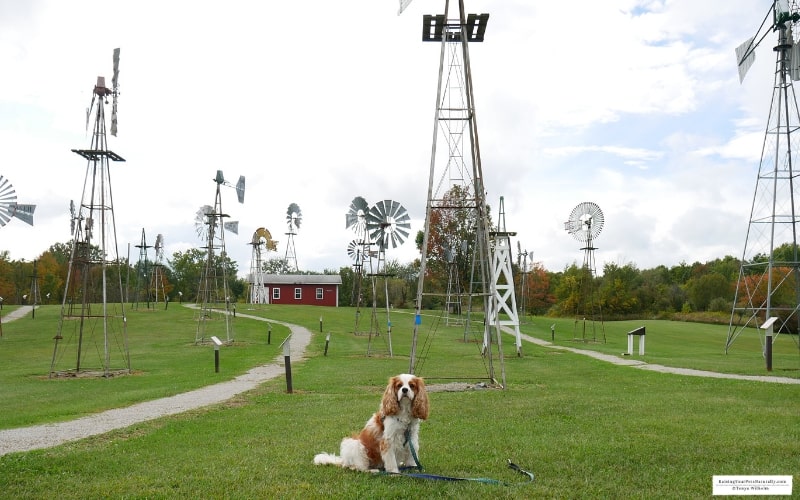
[211,336,223,373]
[281,334,293,393]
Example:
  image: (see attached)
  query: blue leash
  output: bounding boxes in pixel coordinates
[385,429,535,485]
[396,459,535,485]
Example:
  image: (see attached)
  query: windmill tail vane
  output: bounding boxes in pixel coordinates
[736,1,800,84]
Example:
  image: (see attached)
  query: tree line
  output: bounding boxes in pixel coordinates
[0,239,787,327]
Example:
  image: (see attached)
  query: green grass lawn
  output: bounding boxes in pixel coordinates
[0,304,797,499]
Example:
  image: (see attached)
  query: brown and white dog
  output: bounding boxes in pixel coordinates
[314,373,429,473]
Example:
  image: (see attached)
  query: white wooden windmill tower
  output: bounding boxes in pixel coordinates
[487,196,522,355]
[50,48,130,378]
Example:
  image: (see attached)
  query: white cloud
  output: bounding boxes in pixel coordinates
[0,0,785,280]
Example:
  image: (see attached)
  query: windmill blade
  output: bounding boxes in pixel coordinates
[398,0,413,15]
[111,48,120,136]
[12,204,35,226]
[236,176,246,203]
[112,48,120,89]
[735,4,781,84]
[224,220,239,235]
[85,94,96,133]
[736,36,757,83]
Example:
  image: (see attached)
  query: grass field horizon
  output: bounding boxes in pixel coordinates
[0,304,797,498]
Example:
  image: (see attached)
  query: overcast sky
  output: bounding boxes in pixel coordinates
[0,0,780,277]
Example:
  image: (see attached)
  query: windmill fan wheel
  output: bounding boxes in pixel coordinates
[252,227,278,252]
[346,196,369,233]
[0,175,18,227]
[565,201,604,242]
[366,199,411,249]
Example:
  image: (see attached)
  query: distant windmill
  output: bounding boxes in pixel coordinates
[284,203,302,272]
[248,227,278,304]
[345,195,370,333]
[564,201,605,343]
[364,199,411,357]
[195,170,245,344]
[51,48,128,378]
[134,228,153,309]
[150,234,169,306]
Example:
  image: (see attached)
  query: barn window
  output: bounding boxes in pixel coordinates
[272,288,280,300]
[295,288,302,300]
[316,288,323,300]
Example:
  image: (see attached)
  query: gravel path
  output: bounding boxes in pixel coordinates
[0,309,796,456]
[0,308,311,456]
[519,332,800,385]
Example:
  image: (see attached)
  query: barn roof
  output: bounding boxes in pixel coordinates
[248,274,342,285]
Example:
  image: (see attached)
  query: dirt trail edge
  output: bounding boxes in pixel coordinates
[517,331,800,385]
[0,311,311,456]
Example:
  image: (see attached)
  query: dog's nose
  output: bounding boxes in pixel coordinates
[402,387,408,393]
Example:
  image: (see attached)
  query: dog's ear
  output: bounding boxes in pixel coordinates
[381,376,400,416]
[412,377,429,420]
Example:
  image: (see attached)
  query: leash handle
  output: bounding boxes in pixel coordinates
[507,459,535,482]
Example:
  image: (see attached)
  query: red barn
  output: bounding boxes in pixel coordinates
[250,274,341,307]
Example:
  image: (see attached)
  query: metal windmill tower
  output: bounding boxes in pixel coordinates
[517,241,529,323]
[406,1,505,386]
[248,227,277,304]
[284,203,302,272]
[444,240,466,327]
[345,196,371,333]
[195,170,245,344]
[365,199,411,357]
[487,196,522,355]
[134,228,152,309]
[28,259,42,319]
[726,1,800,355]
[150,234,169,306]
[50,48,130,378]
[564,201,606,343]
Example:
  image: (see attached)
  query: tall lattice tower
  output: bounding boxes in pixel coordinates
[407,2,506,386]
[727,2,800,354]
[133,228,152,309]
[50,48,130,378]
[195,170,244,344]
[284,203,302,272]
[345,196,371,334]
[150,234,168,306]
[248,227,277,304]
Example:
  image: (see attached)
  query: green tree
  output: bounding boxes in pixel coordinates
[168,248,238,302]
[686,272,730,311]
[599,262,641,317]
